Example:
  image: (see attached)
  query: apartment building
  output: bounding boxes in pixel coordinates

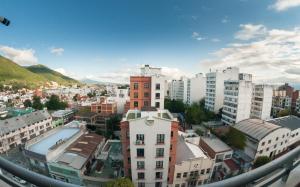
[0,110,53,153]
[110,88,129,114]
[272,89,292,117]
[172,131,214,187]
[130,65,166,110]
[221,73,253,125]
[169,80,184,101]
[91,97,117,116]
[234,119,291,160]
[250,84,273,120]
[169,74,206,105]
[120,109,179,187]
[205,67,239,113]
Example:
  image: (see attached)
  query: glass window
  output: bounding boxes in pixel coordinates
[156,148,164,157]
[134,92,138,98]
[137,148,144,157]
[155,102,160,108]
[138,172,144,179]
[183,172,188,177]
[156,84,160,90]
[155,93,160,99]
[144,83,149,88]
[176,173,181,178]
[144,101,149,107]
[155,182,162,187]
[206,168,211,174]
[156,172,163,179]
[138,182,145,187]
[157,134,165,144]
[156,161,163,169]
[200,169,205,175]
[134,101,138,107]
[144,92,149,97]
[137,161,145,169]
[134,83,139,90]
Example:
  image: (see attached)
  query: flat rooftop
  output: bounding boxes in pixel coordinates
[176,136,207,164]
[200,135,232,153]
[268,115,300,131]
[27,128,80,155]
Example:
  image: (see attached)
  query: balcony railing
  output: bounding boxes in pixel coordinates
[0,146,299,187]
[201,146,300,187]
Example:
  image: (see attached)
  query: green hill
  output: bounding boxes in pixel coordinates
[26,64,79,86]
[0,55,79,88]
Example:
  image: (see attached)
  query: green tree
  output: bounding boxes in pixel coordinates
[0,84,3,92]
[105,115,121,139]
[32,95,44,110]
[278,109,290,117]
[23,99,32,108]
[45,95,68,110]
[185,99,216,125]
[106,178,133,187]
[100,90,107,96]
[224,127,246,150]
[164,99,185,113]
[73,94,79,101]
[253,156,271,168]
[87,92,96,98]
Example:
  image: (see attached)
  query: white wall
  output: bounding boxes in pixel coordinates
[151,75,166,109]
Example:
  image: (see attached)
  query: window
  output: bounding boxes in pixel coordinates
[156,148,164,157]
[276,137,279,141]
[266,147,269,151]
[261,142,265,146]
[134,83,139,90]
[157,134,165,144]
[156,83,160,90]
[144,92,149,97]
[134,92,138,98]
[171,131,173,137]
[281,142,283,145]
[156,172,163,179]
[183,172,188,177]
[155,102,160,108]
[155,93,160,99]
[138,182,145,187]
[155,182,162,187]
[274,144,277,148]
[181,184,186,187]
[176,173,181,178]
[190,171,194,177]
[224,154,231,159]
[137,161,145,169]
[175,185,180,187]
[136,134,144,143]
[144,83,149,88]
[268,140,271,144]
[200,169,205,175]
[144,101,149,107]
[259,150,263,154]
[137,148,144,157]
[134,101,139,107]
[138,172,145,179]
[206,168,211,174]
[156,161,163,169]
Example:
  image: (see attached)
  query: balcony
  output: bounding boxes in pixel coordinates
[135,140,145,145]
[0,146,298,187]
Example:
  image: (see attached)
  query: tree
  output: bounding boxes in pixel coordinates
[105,115,121,139]
[164,99,185,113]
[0,84,3,92]
[185,99,216,125]
[106,178,133,187]
[23,99,32,108]
[32,96,44,110]
[73,94,79,101]
[100,90,107,96]
[224,127,246,150]
[278,109,290,117]
[87,92,96,98]
[253,156,271,168]
[45,95,68,110]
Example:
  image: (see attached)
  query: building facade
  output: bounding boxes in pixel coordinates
[250,84,273,120]
[120,109,179,187]
[205,67,239,113]
[221,74,253,125]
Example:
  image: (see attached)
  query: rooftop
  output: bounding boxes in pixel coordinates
[51,109,74,118]
[234,118,281,141]
[125,109,174,121]
[27,127,80,155]
[0,110,51,135]
[224,159,239,171]
[200,135,232,153]
[176,135,207,164]
[267,115,300,131]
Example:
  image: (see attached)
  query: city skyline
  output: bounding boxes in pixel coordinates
[1,0,300,84]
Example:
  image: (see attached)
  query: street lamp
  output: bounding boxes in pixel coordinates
[0,16,10,26]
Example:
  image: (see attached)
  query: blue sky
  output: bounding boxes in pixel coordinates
[1,0,300,83]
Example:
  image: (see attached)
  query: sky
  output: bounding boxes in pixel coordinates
[1,0,300,83]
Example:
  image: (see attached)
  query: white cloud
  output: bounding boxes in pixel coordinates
[192,32,205,41]
[235,24,268,40]
[211,38,221,42]
[270,0,300,11]
[221,17,229,24]
[54,68,67,75]
[50,47,64,56]
[0,45,38,65]
[199,25,300,83]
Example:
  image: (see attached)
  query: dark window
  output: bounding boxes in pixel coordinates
[183,172,188,177]
[176,173,181,178]
[206,168,210,174]
[156,84,160,90]
[144,83,150,88]
[137,148,144,157]
[144,101,149,107]
[155,93,160,99]
[138,172,145,179]
[134,83,139,90]
[134,92,138,98]
[155,182,162,187]
[137,161,145,169]
[157,134,165,144]
[156,148,164,157]
[156,172,163,179]
[134,101,139,107]
[144,92,149,97]
[138,182,145,187]
[155,102,160,108]
[200,169,205,175]
[156,161,163,169]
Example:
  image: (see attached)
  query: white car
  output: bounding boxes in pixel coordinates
[12,176,27,184]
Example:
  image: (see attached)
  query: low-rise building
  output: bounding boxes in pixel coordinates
[51,109,75,125]
[172,131,214,187]
[233,119,291,160]
[267,115,300,148]
[48,133,105,185]
[0,110,52,153]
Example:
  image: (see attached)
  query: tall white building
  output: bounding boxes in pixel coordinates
[222,73,253,125]
[121,109,179,187]
[205,67,239,113]
[250,84,273,120]
[170,73,206,105]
